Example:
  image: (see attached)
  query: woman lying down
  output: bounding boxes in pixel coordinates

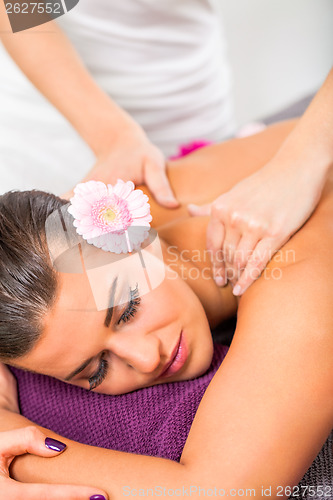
[0,120,333,500]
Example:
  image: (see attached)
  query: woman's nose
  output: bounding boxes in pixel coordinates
[107,332,162,374]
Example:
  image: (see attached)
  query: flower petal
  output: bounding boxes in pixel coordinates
[113,180,135,199]
[68,179,152,254]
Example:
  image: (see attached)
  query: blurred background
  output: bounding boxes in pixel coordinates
[214,0,333,126]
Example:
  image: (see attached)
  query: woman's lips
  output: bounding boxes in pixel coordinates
[160,331,188,379]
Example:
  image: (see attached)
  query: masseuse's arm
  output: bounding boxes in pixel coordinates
[2,181,333,498]
[0,3,177,207]
[189,66,333,295]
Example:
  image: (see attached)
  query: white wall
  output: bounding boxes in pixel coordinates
[215,0,333,126]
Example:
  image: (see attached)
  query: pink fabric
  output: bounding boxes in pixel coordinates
[170,140,214,160]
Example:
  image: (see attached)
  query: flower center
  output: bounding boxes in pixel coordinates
[91,194,133,234]
[102,208,116,222]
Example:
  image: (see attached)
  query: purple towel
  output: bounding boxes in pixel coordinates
[10,344,228,461]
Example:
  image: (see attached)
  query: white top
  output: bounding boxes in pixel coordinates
[0,0,234,194]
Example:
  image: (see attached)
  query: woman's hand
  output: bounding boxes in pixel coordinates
[0,365,107,499]
[0,363,20,414]
[81,118,179,209]
[188,156,326,295]
[0,427,108,500]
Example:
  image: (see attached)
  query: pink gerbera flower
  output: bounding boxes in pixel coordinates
[68,180,152,253]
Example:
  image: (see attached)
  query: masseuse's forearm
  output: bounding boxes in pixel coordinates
[0,4,130,157]
[276,67,333,177]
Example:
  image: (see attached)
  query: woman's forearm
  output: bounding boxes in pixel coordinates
[1,409,190,497]
[0,4,132,157]
[5,251,333,500]
[5,221,333,500]
[0,407,282,498]
[2,126,333,497]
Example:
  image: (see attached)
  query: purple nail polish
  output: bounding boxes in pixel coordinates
[45,437,67,452]
[90,496,107,500]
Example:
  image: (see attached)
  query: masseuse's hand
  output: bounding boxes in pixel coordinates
[0,6,177,210]
[188,156,325,296]
[80,117,179,208]
[0,364,108,500]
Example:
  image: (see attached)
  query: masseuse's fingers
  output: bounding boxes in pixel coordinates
[233,231,260,271]
[144,156,179,208]
[188,202,228,285]
[206,212,226,287]
[0,427,108,500]
[187,202,211,217]
[232,237,277,296]
[223,227,241,265]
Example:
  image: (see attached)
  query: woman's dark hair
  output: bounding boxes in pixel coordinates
[0,190,66,360]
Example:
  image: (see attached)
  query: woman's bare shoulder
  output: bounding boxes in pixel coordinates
[180,173,333,490]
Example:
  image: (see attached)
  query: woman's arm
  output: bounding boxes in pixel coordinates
[3,173,333,499]
[1,122,332,497]
[0,426,108,500]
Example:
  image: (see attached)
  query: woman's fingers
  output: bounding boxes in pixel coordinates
[0,364,19,414]
[206,215,226,286]
[0,426,67,464]
[4,480,107,500]
[232,238,275,296]
[144,157,179,208]
[0,427,108,500]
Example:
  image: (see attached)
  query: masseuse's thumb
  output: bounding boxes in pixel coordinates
[187,203,211,217]
[144,156,179,208]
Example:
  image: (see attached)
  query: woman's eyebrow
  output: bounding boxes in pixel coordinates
[104,276,118,328]
[65,276,119,381]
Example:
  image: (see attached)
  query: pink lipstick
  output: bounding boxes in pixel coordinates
[160,331,188,379]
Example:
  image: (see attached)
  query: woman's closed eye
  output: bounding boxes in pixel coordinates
[117,283,141,325]
[89,353,109,390]
[88,284,141,390]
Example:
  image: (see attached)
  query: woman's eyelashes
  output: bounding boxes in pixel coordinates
[88,285,141,390]
[117,284,141,325]
[89,353,108,390]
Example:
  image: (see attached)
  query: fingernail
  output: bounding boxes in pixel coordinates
[45,437,67,452]
[165,197,179,206]
[90,496,107,500]
[188,203,198,210]
[214,276,225,287]
[233,284,242,296]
